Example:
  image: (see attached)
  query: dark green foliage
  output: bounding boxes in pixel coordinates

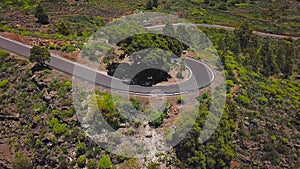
[204,25,298,78]
[113,28,189,86]
[260,41,279,77]
[234,22,253,52]
[57,21,71,36]
[29,46,51,65]
[175,100,237,168]
[35,3,49,24]
[58,155,68,169]
[118,33,187,59]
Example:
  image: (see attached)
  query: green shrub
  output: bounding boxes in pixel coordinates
[47,117,59,127]
[270,135,276,141]
[53,123,67,135]
[237,95,251,106]
[259,97,268,105]
[0,79,9,88]
[218,4,228,10]
[148,162,160,169]
[47,43,56,50]
[47,117,67,134]
[226,93,233,99]
[61,43,76,53]
[0,25,16,32]
[29,46,51,65]
[35,3,49,24]
[58,155,68,169]
[98,155,112,169]
[87,159,97,169]
[0,63,7,72]
[282,137,288,144]
[77,155,86,168]
[130,97,140,110]
[226,80,234,87]
[35,139,41,148]
[128,129,135,136]
[64,80,72,88]
[148,111,163,127]
[57,21,71,36]
[12,153,32,169]
[0,50,9,59]
[76,142,86,156]
[166,132,173,142]
[177,95,184,104]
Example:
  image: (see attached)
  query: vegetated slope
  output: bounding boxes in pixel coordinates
[0,0,299,42]
[159,0,300,36]
[0,48,229,169]
[0,50,120,168]
[0,0,140,41]
[234,66,300,168]
[170,26,299,168]
[205,26,299,168]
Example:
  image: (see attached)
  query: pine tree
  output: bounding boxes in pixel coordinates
[281,40,294,78]
[234,22,252,52]
[29,46,51,65]
[247,36,261,72]
[35,3,49,24]
[260,41,279,77]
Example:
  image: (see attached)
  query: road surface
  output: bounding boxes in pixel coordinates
[148,23,299,40]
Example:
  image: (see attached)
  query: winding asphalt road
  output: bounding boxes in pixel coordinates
[1,23,298,95]
[0,35,214,96]
[148,23,299,40]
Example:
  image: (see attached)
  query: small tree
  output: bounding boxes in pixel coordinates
[35,3,49,24]
[29,46,51,65]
